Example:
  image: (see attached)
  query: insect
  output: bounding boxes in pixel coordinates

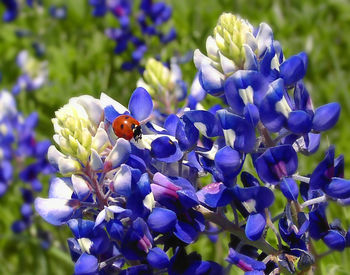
[112,115,142,141]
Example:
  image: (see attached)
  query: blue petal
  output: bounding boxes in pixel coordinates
[68,219,95,239]
[244,104,260,127]
[126,154,147,173]
[196,182,233,208]
[174,221,198,244]
[184,110,222,137]
[309,205,329,240]
[287,110,312,134]
[233,186,274,212]
[199,63,225,96]
[217,110,256,153]
[280,178,299,200]
[106,220,124,240]
[128,87,153,121]
[104,105,122,124]
[312,102,341,132]
[147,207,177,233]
[226,248,266,271]
[164,114,180,136]
[280,53,307,86]
[324,177,350,199]
[255,145,298,184]
[224,70,268,115]
[34,198,75,226]
[309,145,334,190]
[323,230,346,251]
[74,253,98,275]
[151,136,183,163]
[147,247,170,269]
[241,172,260,187]
[214,146,243,185]
[259,78,288,132]
[259,45,276,77]
[176,117,199,151]
[245,213,266,241]
[305,133,321,154]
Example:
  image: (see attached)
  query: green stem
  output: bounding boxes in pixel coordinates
[196,205,278,255]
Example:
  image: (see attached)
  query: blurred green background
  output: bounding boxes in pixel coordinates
[1,0,350,274]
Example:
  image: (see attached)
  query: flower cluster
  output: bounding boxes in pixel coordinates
[1,1,66,22]
[12,50,48,95]
[89,0,176,70]
[1,0,18,22]
[35,12,350,275]
[0,90,53,233]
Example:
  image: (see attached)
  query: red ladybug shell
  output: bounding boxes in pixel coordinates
[112,115,142,141]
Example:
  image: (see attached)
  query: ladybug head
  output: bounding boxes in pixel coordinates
[132,124,142,142]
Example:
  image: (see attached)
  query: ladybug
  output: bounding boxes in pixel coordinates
[112,115,142,141]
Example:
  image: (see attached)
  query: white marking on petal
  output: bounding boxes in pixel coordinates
[143,193,155,211]
[196,141,219,160]
[243,199,257,213]
[238,85,254,105]
[194,122,209,138]
[275,96,292,118]
[78,238,93,254]
[223,129,236,148]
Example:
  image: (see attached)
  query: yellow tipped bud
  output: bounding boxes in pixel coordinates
[213,13,254,69]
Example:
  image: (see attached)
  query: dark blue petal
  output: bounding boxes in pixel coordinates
[224,70,268,115]
[309,145,334,190]
[106,220,124,240]
[68,219,95,239]
[323,230,346,251]
[217,109,256,153]
[312,102,341,132]
[184,110,222,137]
[147,247,170,269]
[309,205,329,240]
[128,87,153,121]
[255,145,298,184]
[244,104,260,127]
[174,221,198,244]
[245,213,266,241]
[226,248,266,271]
[176,117,199,151]
[214,146,243,185]
[280,178,299,200]
[233,186,274,212]
[151,136,183,163]
[287,110,312,134]
[147,207,177,233]
[241,172,260,187]
[324,177,350,199]
[196,182,233,208]
[259,78,288,132]
[280,53,307,86]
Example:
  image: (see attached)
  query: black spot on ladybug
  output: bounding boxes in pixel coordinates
[125,116,129,119]
[120,124,124,129]
[131,123,135,129]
